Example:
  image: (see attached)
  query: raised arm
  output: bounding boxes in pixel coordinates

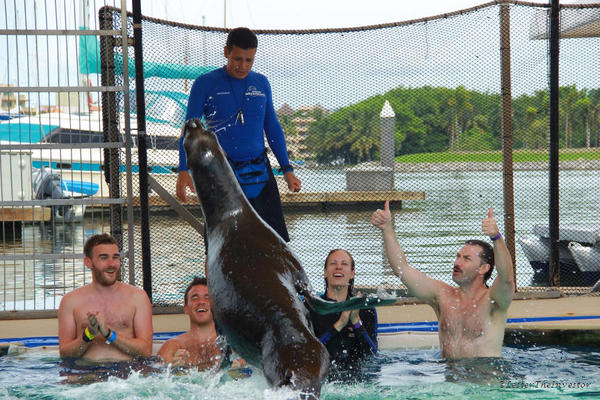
[371,201,442,305]
[482,208,515,310]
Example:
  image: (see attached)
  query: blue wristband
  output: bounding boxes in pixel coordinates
[105,329,117,344]
[491,232,502,241]
[353,321,363,330]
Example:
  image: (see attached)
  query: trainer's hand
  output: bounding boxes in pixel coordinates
[482,208,499,238]
[176,170,195,203]
[371,200,392,230]
[284,171,301,192]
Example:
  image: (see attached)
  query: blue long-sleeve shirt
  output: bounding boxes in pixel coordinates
[179,67,291,170]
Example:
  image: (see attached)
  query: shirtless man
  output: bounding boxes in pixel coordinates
[371,201,514,359]
[158,277,223,369]
[158,277,247,372]
[58,234,153,362]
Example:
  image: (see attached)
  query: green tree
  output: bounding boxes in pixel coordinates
[559,85,581,148]
[445,86,474,151]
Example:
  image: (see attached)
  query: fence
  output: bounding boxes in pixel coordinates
[0,0,134,312]
[1,1,600,313]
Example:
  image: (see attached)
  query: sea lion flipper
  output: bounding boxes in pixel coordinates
[307,294,398,315]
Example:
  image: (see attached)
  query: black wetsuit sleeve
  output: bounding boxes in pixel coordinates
[306,300,378,362]
[355,308,378,355]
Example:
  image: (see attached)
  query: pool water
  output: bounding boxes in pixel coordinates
[1,345,599,399]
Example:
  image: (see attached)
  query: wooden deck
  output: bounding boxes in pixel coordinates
[132,190,426,211]
[0,207,51,223]
[1,207,52,239]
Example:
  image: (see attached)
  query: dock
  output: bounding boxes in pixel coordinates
[132,190,426,211]
[0,207,52,239]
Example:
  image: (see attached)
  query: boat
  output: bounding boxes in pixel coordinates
[32,166,98,222]
[518,224,600,286]
[0,104,186,201]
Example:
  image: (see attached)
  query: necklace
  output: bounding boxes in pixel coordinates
[227,74,247,126]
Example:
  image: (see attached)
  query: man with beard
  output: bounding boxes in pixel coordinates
[371,202,514,359]
[58,234,153,362]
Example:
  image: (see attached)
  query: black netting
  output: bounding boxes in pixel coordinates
[99,2,600,306]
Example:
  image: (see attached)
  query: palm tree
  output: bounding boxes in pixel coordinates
[445,86,473,151]
[574,94,592,149]
[559,85,580,148]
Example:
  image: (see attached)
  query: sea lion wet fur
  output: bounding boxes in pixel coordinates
[182,119,329,398]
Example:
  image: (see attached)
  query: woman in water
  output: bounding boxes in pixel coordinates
[308,249,378,377]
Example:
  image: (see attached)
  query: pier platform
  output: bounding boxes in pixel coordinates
[0,207,51,239]
[132,190,426,211]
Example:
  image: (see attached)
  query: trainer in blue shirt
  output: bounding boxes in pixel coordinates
[177,27,301,242]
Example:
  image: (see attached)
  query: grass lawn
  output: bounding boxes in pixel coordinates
[395,149,600,163]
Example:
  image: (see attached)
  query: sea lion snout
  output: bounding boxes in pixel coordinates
[182,119,222,169]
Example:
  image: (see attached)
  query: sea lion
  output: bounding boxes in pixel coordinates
[182,119,328,398]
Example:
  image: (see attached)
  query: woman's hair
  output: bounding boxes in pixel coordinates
[323,249,355,299]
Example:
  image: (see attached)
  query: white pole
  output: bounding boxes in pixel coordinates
[380,100,395,169]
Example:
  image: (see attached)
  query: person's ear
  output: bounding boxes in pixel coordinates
[479,263,491,276]
[84,256,92,269]
[224,46,229,58]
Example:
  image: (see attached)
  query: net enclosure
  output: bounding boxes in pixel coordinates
[1,1,600,312]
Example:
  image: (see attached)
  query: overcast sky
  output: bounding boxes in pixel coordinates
[131,0,548,29]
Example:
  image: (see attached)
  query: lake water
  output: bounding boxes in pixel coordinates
[1,168,598,310]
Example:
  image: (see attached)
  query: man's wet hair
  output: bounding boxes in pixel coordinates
[83,233,118,258]
[226,27,258,51]
[323,249,355,299]
[184,276,208,306]
[464,239,495,284]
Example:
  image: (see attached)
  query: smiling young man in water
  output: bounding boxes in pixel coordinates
[371,202,514,359]
[58,234,153,362]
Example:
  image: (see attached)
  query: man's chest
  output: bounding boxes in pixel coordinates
[203,83,266,116]
[438,296,493,338]
[74,301,135,330]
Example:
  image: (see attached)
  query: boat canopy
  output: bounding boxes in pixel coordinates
[79,32,217,79]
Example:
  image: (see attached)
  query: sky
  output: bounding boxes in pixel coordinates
[5,0,596,109]
[133,0,549,29]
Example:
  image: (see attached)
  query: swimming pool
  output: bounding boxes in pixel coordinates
[1,345,598,399]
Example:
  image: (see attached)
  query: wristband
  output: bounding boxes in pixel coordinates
[279,165,293,174]
[106,330,117,344]
[353,321,363,330]
[491,232,502,241]
[103,329,112,340]
[83,327,96,342]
